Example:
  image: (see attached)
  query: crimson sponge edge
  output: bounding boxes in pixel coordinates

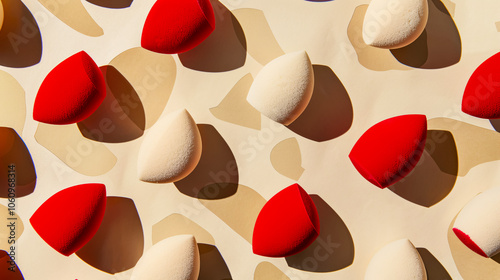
[252,183,320,257]
[141,0,215,54]
[33,51,106,125]
[30,183,106,256]
[349,114,427,188]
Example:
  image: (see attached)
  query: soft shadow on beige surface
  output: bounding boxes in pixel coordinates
[287,65,353,142]
[0,0,42,67]
[38,0,103,37]
[198,244,232,280]
[86,0,132,9]
[199,185,266,243]
[389,130,458,207]
[35,123,117,176]
[232,8,285,66]
[0,71,25,134]
[76,197,144,274]
[78,66,145,143]
[152,213,215,245]
[286,195,354,272]
[0,250,23,280]
[254,262,290,280]
[178,0,246,72]
[0,206,23,251]
[270,138,304,181]
[109,47,176,129]
[417,248,452,280]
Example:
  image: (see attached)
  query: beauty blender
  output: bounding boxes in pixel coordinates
[453,186,500,258]
[247,51,314,126]
[30,183,106,256]
[33,51,106,125]
[363,0,428,49]
[0,250,23,280]
[137,109,202,183]
[252,183,320,257]
[365,239,426,280]
[349,114,427,188]
[131,235,200,280]
[141,0,215,54]
[462,52,500,119]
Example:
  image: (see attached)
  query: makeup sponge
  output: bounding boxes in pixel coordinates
[30,183,106,256]
[247,51,314,126]
[131,235,200,280]
[453,186,500,258]
[137,109,202,183]
[462,52,500,119]
[363,0,428,49]
[252,183,320,257]
[141,0,215,54]
[33,51,106,125]
[365,239,426,280]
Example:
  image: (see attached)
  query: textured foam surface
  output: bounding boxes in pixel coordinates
[365,239,426,280]
[137,109,202,183]
[29,183,106,256]
[131,235,200,280]
[349,114,427,188]
[33,51,106,124]
[252,183,320,257]
[141,0,215,54]
[453,186,500,257]
[247,51,314,126]
[462,52,500,119]
[362,0,428,49]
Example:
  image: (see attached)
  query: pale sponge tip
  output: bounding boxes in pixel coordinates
[247,51,314,126]
[137,109,202,183]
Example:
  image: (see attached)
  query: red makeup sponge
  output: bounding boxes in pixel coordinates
[462,52,500,119]
[252,183,320,257]
[349,114,427,189]
[30,183,106,256]
[141,0,215,54]
[33,51,106,125]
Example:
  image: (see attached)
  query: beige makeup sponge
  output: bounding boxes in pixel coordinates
[365,239,426,280]
[131,235,200,280]
[137,109,202,183]
[362,0,428,49]
[247,51,314,126]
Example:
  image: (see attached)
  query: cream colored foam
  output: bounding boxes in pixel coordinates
[137,109,202,183]
[247,51,314,126]
[362,0,428,49]
[365,239,426,280]
[131,235,200,280]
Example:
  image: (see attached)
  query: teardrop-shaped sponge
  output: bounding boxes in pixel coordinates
[349,114,427,189]
[462,52,500,119]
[247,51,314,126]
[362,0,428,49]
[365,239,427,280]
[141,0,215,54]
[252,183,320,257]
[453,186,500,258]
[30,183,106,256]
[33,51,106,125]
[137,109,202,183]
[131,235,200,280]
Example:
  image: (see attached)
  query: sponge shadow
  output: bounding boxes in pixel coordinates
[198,244,232,280]
[86,0,133,8]
[417,248,452,280]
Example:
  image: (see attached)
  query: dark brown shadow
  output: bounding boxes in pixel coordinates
[285,195,354,272]
[0,250,23,279]
[76,197,144,274]
[417,248,452,280]
[174,124,238,199]
[178,0,246,72]
[0,0,42,67]
[198,244,232,280]
[0,127,36,198]
[287,65,353,142]
[389,130,458,207]
[490,119,500,132]
[77,65,145,143]
[86,0,133,8]
[390,0,461,69]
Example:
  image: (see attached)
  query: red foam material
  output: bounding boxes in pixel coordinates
[33,51,106,125]
[30,183,106,256]
[349,114,427,189]
[462,52,500,119]
[141,0,215,54]
[252,183,320,257]
[453,228,488,258]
